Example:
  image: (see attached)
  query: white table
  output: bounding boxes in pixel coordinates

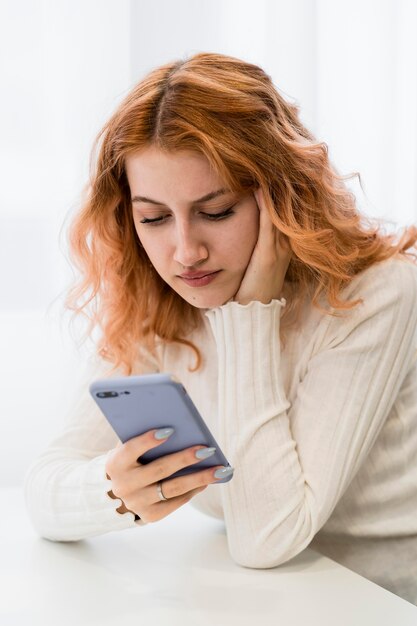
[1,488,416,625]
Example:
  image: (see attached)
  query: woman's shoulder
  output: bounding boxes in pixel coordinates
[342,254,417,303]
[300,255,417,354]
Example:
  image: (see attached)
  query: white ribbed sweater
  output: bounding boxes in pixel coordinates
[24,257,417,604]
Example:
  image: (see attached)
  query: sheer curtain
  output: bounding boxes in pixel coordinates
[1,0,416,486]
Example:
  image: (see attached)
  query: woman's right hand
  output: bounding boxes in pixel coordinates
[104,427,232,523]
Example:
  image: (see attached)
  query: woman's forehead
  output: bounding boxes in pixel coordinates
[125,147,227,199]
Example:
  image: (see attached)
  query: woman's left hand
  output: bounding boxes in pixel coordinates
[232,187,292,305]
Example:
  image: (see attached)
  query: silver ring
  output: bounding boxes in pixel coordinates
[156,480,168,501]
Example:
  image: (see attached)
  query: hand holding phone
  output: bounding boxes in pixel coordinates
[90,373,234,523]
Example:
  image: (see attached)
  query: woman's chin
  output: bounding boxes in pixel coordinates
[178,288,235,310]
[168,274,240,309]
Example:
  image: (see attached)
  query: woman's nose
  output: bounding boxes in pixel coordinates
[173,223,208,268]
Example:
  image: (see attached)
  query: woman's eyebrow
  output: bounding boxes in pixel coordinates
[131,188,229,205]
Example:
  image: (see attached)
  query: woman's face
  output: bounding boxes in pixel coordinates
[125,145,259,309]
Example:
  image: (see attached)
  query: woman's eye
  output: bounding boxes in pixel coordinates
[139,215,166,225]
[139,205,236,226]
[203,207,236,220]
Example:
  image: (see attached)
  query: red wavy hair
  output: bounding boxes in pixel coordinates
[65,52,417,374]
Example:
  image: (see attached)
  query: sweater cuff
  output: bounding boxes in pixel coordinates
[82,453,144,530]
[204,298,288,419]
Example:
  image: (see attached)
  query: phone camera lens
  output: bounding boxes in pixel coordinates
[96,391,119,398]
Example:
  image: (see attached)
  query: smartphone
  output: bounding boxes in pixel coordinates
[89,373,232,483]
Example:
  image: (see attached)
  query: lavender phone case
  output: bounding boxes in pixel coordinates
[89,373,232,483]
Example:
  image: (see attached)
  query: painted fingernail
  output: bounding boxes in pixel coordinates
[214,466,234,479]
[195,447,216,460]
[154,427,174,440]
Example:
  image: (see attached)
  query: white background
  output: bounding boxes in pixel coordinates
[1,0,416,487]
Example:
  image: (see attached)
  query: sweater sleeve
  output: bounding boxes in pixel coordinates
[203,258,417,568]
[23,348,160,541]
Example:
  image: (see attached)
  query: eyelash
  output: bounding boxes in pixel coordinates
[139,205,237,226]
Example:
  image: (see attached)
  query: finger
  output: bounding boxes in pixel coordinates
[276,232,293,266]
[253,188,278,250]
[255,188,292,266]
[148,465,226,502]
[137,444,218,487]
[254,188,276,228]
[111,444,222,513]
[111,462,214,513]
[137,464,224,506]
[106,428,175,475]
[139,485,208,524]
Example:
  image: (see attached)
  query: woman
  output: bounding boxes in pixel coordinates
[24,52,417,604]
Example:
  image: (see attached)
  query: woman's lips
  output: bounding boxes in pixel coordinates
[179,270,221,287]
